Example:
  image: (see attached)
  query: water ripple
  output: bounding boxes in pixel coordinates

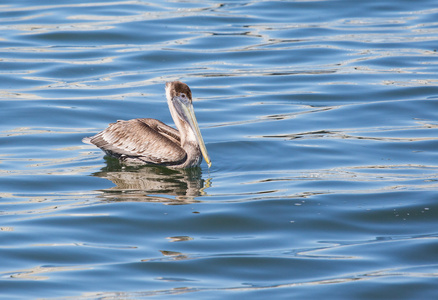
[1,0,438,299]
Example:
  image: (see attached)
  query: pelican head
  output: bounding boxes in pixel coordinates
[165,81,211,168]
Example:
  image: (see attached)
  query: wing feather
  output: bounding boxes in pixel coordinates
[88,119,186,165]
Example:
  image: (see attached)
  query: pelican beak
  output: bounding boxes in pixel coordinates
[180,99,212,168]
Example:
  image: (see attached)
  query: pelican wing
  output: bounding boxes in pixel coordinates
[88,118,186,165]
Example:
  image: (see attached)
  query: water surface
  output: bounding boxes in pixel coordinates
[1,0,438,299]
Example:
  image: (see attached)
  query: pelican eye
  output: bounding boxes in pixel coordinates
[179,92,190,103]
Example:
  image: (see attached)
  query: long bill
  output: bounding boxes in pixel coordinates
[181,101,212,168]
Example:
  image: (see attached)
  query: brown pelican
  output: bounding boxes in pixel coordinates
[83,81,211,168]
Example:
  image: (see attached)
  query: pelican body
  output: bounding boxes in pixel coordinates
[83,81,211,168]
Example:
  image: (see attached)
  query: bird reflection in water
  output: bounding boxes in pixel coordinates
[92,157,211,204]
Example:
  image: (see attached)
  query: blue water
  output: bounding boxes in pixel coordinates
[1,0,438,299]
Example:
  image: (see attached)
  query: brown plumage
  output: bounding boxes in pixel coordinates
[83,81,211,168]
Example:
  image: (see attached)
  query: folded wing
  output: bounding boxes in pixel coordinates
[86,118,186,165]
